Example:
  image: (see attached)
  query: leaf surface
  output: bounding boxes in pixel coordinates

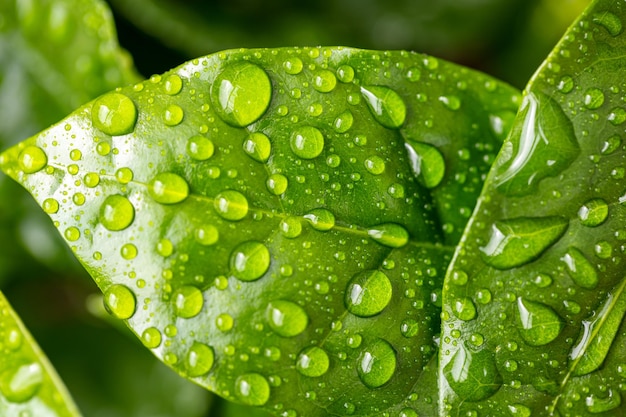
[440,0,626,415]
[0,47,519,416]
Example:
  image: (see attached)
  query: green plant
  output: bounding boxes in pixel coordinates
[2,0,625,416]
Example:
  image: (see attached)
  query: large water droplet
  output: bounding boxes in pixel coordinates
[173,285,204,318]
[357,338,397,388]
[214,190,248,220]
[364,155,386,175]
[360,85,406,129]
[92,93,137,136]
[367,223,409,248]
[163,74,183,95]
[141,327,162,348]
[345,270,392,317]
[480,216,568,270]
[235,373,271,406]
[492,92,579,195]
[266,300,308,337]
[148,172,190,204]
[103,284,136,319]
[296,346,330,377]
[333,110,354,133]
[18,146,47,174]
[443,345,502,402]
[404,142,445,189]
[230,241,270,281]
[187,135,214,161]
[586,389,622,413]
[313,70,337,93]
[186,342,214,377]
[584,88,605,110]
[290,126,325,159]
[562,247,598,289]
[452,297,477,321]
[592,12,623,36]
[0,363,43,403]
[243,132,271,162]
[211,62,272,127]
[99,195,135,231]
[304,208,335,231]
[266,173,288,195]
[516,297,562,346]
[578,198,609,227]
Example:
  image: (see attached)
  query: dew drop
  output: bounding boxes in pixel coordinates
[405,142,445,188]
[214,190,248,220]
[0,363,43,403]
[608,107,626,125]
[92,93,137,135]
[216,313,234,332]
[283,57,303,75]
[584,88,605,110]
[230,241,270,281]
[141,327,162,348]
[84,172,100,188]
[115,167,133,184]
[296,346,330,377]
[157,238,174,257]
[556,75,574,93]
[103,284,136,319]
[266,300,308,337]
[187,135,214,161]
[400,319,419,338]
[443,345,502,402]
[243,132,271,163]
[452,297,477,321]
[333,110,354,133]
[367,223,409,248]
[561,247,598,289]
[336,65,355,83]
[578,198,609,227]
[121,243,138,260]
[163,74,183,95]
[290,126,325,159]
[280,217,302,238]
[480,216,568,270]
[364,155,386,175]
[235,373,270,406]
[592,12,623,36]
[148,172,189,204]
[186,342,215,377]
[313,70,337,93]
[173,286,204,318]
[357,338,397,388]
[345,270,392,317]
[211,62,272,127]
[42,198,59,214]
[99,195,135,231]
[586,389,622,413]
[516,297,562,346]
[439,95,461,111]
[163,104,184,126]
[18,146,47,174]
[266,173,288,195]
[195,224,219,246]
[360,85,406,129]
[304,208,335,231]
[508,404,531,417]
[601,135,621,155]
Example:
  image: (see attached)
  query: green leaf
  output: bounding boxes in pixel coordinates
[440,0,626,414]
[0,47,519,415]
[0,291,80,416]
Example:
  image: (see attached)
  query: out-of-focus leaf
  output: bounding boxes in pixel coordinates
[0,47,519,416]
[440,0,626,414]
[0,291,80,416]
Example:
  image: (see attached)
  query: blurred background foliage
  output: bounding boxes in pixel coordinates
[0,0,590,415]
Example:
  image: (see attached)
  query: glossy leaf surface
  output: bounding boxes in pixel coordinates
[440,0,626,415]
[0,47,519,415]
[0,291,80,416]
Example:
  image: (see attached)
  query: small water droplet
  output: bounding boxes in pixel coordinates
[163,104,184,126]
[367,223,409,248]
[214,190,248,220]
[283,57,303,75]
[578,198,609,227]
[266,300,308,337]
[186,342,215,377]
[508,404,531,417]
[444,345,502,402]
[0,363,43,403]
[584,88,605,109]
[172,286,204,318]
[345,270,392,317]
[533,273,553,288]
[216,313,234,332]
[235,373,270,406]
[296,346,330,377]
[290,126,325,159]
[230,241,270,281]
[336,65,355,83]
[121,243,138,260]
[99,195,135,231]
[141,327,162,348]
[92,93,137,136]
[360,85,406,129]
[480,216,568,270]
[333,110,354,133]
[243,132,271,162]
[280,217,302,238]
[313,69,337,93]
[163,74,183,95]
[592,12,623,36]
[18,146,47,174]
[304,208,335,231]
[42,198,59,214]
[404,142,445,188]
[187,135,214,161]
[84,172,100,188]
[103,284,136,319]
[211,62,272,127]
[266,173,288,195]
[364,155,386,175]
[157,238,174,257]
[149,172,189,204]
[194,224,219,246]
[561,247,598,289]
[400,319,419,338]
[453,297,477,321]
[439,95,461,111]
[357,338,397,388]
[608,107,626,125]
[516,297,562,346]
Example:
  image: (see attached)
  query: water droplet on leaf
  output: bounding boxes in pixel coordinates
[357,338,397,388]
[367,223,409,248]
[230,241,270,281]
[290,126,325,159]
[296,346,330,377]
[235,373,270,406]
[99,195,135,231]
[516,297,562,346]
[214,190,248,220]
[444,345,502,402]
[92,93,137,136]
[103,284,136,319]
[18,146,47,174]
[266,300,308,337]
[345,270,392,317]
[360,85,406,129]
[173,285,204,318]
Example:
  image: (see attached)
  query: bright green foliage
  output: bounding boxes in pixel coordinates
[0,291,79,416]
[440,0,626,415]
[0,47,519,416]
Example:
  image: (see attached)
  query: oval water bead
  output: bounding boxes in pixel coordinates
[84,172,100,187]
[243,132,272,162]
[266,300,308,337]
[120,243,138,260]
[163,104,184,126]
[443,345,502,402]
[345,270,392,317]
[103,284,136,319]
[337,64,355,83]
[360,85,406,129]
[230,241,271,281]
[290,126,325,159]
[313,69,337,93]
[280,217,303,238]
[187,135,214,161]
[42,198,59,214]
[283,57,303,74]
[92,92,137,135]
[186,342,215,377]
[18,146,47,174]
[195,224,219,246]
[584,88,605,110]
[405,141,445,189]
[141,327,162,348]
[266,173,288,195]
[115,167,133,184]
[0,362,43,403]
[214,190,249,220]
[516,297,562,346]
[216,313,234,332]
[99,195,135,231]
[578,198,609,227]
[304,208,335,231]
[163,74,183,95]
[211,62,272,127]
[235,373,271,406]
[173,285,204,318]
[296,346,330,377]
[592,11,623,36]
[333,110,354,133]
[562,247,598,289]
[367,223,409,248]
[452,297,477,321]
[148,172,190,204]
[357,338,397,388]
[364,155,386,175]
